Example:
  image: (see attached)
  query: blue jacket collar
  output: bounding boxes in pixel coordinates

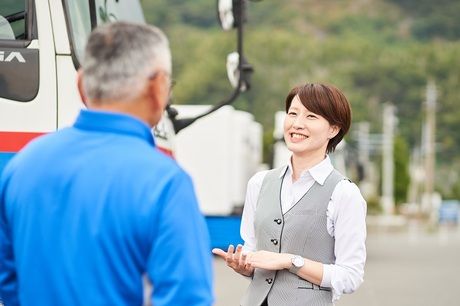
[74,109,155,147]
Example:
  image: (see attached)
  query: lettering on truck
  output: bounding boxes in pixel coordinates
[0,51,26,63]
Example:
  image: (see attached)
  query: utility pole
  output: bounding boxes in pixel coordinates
[357,122,373,198]
[357,122,371,175]
[408,148,423,208]
[382,104,396,215]
[423,80,437,223]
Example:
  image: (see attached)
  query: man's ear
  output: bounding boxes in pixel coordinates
[146,73,166,111]
[77,69,88,107]
[144,74,167,126]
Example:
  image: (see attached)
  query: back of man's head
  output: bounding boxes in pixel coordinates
[81,21,171,105]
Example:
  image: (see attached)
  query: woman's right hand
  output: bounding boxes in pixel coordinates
[212,244,254,277]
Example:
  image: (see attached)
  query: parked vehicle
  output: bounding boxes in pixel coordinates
[439,200,459,225]
[0,0,259,248]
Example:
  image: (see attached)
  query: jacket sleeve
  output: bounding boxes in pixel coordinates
[147,170,214,306]
[0,172,20,306]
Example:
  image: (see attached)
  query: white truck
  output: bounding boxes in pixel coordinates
[0,0,259,249]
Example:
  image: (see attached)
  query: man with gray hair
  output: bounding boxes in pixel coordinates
[0,22,213,306]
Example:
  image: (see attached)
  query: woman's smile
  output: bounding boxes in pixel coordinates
[289,132,308,142]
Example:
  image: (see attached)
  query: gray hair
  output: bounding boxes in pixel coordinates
[82,21,171,103]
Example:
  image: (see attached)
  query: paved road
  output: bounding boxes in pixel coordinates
[213,220,460,306]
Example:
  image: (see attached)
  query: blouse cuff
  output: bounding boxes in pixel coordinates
[320,264,332,288]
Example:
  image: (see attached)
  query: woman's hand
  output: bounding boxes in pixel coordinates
[212,244,254,277]
[247,250,292,271]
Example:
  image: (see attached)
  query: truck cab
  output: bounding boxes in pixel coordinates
[0,0,174,173]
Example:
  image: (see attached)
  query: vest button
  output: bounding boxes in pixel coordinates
[270,239,278,245]
[273,218,282,225]
[265,278,273,284]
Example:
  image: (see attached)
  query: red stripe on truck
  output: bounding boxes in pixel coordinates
[157,146,174,158]
[0,131,174,157]
[0,132,45,152]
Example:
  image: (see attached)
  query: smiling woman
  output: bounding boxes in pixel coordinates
[284,95,340,165]
[213,83,367,306]
[284,84,351,157]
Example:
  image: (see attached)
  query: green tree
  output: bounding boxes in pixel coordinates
[140,0,460,196]
[394,136,410,205]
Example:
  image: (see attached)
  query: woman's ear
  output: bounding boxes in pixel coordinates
[77,69,88,107]
[329,125,340,139]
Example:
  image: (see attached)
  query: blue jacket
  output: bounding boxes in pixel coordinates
[0,110,213,306]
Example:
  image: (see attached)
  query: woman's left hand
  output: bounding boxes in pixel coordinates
[247,250,292,271]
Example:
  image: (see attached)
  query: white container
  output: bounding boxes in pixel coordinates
[273,111,291,168]
[173,105,263,215]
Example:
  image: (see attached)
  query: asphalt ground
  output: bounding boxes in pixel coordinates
[213,220,460,306]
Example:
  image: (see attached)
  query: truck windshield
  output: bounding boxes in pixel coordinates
[64,0,145,66]
[0,0,26,40]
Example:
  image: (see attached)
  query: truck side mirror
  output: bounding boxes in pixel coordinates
[217,0,235,31]
[226,52,252,92]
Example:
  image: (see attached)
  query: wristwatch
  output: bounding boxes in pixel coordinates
[289,255,305,274]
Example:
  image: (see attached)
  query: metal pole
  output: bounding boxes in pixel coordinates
[424,80,437,223]
[358,122,370,176]
[382,104,395,215]
[357,122,374,198]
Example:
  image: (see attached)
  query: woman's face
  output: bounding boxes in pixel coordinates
[283,95,338,158]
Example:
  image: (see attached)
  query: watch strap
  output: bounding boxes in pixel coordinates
[289,264,301,274]
[289,255,304,274]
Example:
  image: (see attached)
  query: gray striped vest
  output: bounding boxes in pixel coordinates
[241,167,345,306]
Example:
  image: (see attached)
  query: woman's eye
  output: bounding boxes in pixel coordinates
[307,114,317,119]
[288,112,297,116]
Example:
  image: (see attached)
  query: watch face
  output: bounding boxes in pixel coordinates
[293,256,304,267]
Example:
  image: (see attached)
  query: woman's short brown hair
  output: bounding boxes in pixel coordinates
[285,83,351,154]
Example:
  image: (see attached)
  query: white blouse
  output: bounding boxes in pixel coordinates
[240,156,367,302]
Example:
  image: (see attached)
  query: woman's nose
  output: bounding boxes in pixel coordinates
[292,116,305,129]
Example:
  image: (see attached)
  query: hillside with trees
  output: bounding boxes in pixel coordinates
[141,0,460,201]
